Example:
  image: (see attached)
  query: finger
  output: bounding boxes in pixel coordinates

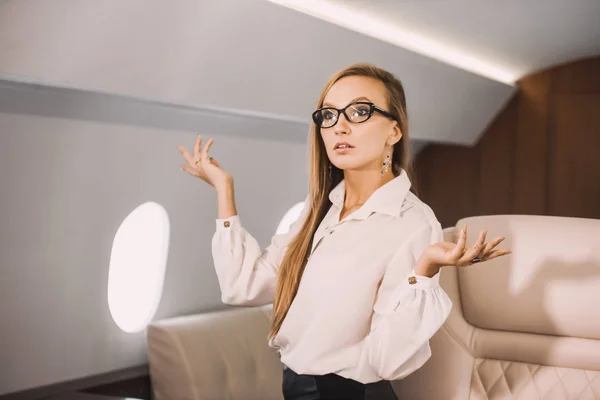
[471,229,487,254]
[478,229,487,247]
[179,163,201,177]
[200,137,215,166]
[210,157,221,168]
[194,135,203,163]
[451,225,467,259]
[460,230,487,263]
[481,248,512,261]
[177,145,196,166]
[481,236,505,254]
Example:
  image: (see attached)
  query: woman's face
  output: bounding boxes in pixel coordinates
[319,76,401,172]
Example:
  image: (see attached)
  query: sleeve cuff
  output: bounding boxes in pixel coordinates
[216,215,241,232]
[408,268,440,289]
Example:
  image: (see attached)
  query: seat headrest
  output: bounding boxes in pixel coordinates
[448,215,600,340]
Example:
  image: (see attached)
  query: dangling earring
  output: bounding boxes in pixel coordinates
[328,163,332,180]
[381,149,391,176]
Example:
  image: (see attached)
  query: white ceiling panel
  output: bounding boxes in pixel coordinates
[0,0,514,146]
[318,0,600,80]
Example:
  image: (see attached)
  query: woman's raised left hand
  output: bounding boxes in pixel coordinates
[415,225,511,277]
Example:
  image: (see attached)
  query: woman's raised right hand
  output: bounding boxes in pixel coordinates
[177,135,233,190]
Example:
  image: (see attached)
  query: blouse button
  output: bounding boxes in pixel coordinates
[223,221,231,228]
[408,276,417,285]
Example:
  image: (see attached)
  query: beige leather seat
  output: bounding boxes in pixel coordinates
[394,215,600,399]
[148,306,284,400]
[147,215,600,400]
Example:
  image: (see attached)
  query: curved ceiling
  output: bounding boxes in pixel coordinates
[0,0,597,148]
[284,0,600,83]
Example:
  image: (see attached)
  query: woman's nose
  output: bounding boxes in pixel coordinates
[333,113,351,135]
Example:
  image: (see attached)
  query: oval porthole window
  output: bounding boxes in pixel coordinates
[276,201,306,235]
[108,201,170,333]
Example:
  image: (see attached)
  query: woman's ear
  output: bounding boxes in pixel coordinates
[388,123,403,146]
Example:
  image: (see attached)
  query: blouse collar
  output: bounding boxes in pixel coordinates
[328,170,412,221]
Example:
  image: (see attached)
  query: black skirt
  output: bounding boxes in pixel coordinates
[282,365,399,400]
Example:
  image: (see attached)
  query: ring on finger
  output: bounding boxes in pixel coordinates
[471,257,482,264]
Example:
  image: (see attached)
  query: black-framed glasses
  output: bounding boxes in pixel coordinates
[312,101,396,128]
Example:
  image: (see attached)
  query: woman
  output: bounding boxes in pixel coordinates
[177,63,510,400]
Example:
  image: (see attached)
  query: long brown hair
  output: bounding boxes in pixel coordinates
[269,63,416,340]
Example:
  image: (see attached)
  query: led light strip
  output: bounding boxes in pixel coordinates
[265,0,517,85]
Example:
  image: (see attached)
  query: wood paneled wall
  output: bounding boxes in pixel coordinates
[415,56,600,228]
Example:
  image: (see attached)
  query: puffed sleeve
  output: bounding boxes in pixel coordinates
[357,221,453,381]
[211,196,309,306]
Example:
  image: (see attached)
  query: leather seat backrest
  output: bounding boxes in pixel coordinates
[393,215,600,400]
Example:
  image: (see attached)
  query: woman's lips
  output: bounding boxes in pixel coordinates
[334,147,353,154]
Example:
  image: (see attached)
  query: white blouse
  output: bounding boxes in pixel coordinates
[211,171,453,384]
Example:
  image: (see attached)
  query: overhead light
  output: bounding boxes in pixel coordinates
[265,0,517,85]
